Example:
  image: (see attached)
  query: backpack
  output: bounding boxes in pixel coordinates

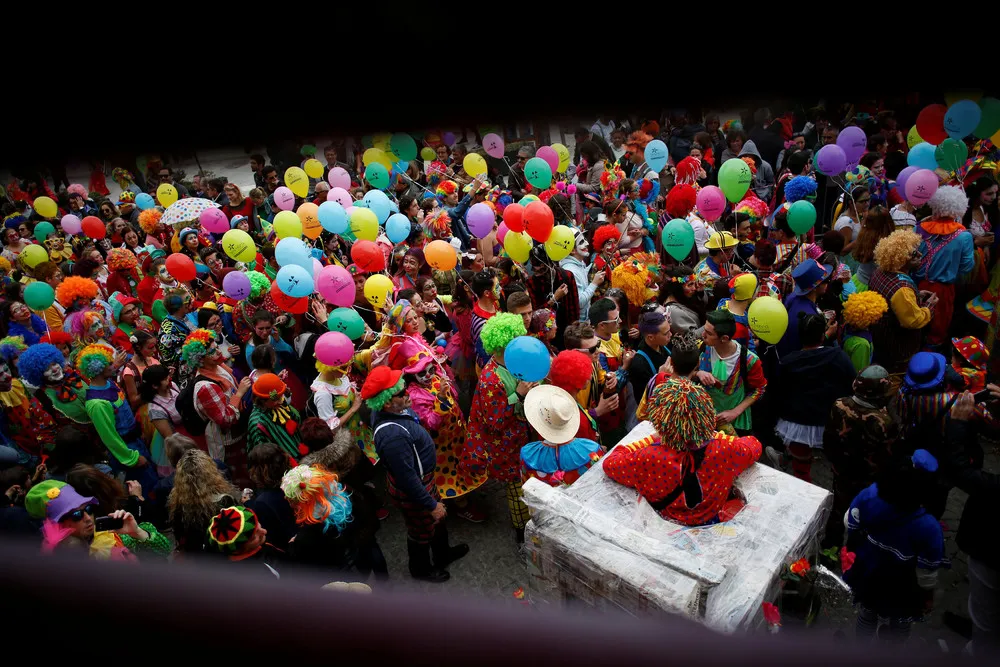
[176,375,220,436]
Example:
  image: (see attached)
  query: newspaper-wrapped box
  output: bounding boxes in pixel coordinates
[522,421,831,632]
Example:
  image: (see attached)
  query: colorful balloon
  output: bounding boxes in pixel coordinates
[895,166,919,194]
[389,133,418,162]
[273,186,295,211]
[695,186,726,222]
[269,281,309,314]
[303,159,324,179]
[496,221,510,244]
[20,244,48,269]
[351,240,385,272]
[316,265,355,307]
[315,331,355,366]
[23,281,55,310]
[748,296,788,345]
[645,139,669,173]
[156,183,178,207]
[33,221,55,243]
[836,126,867,162]
[349,208,379,241]
[317,201,348,235]
[467,203,495,238]
[276,264,314,298]
[200,208,230,234]
[906,125,924,149]
[974,97,1000,140]
[463,153,487,178]
[425,239,457,271]
[365,163,389,189]
[552,143,571,173]
[934,138,968,173]
[135,193,155,211]
[275,237,310,268]
[60,214,82,235]
[363,274,394,308]
[223,271,252,301]
[503,203,525,233]
[221,229,257,262]
[904,169,939,206]
[535,146,559,174]
[944,100,982,139]
[327,307,366,340]
[362,190,391,224]
[33,196,57,218]
[420,147,436,161]
[814,145,848,176]
[284,166,309,198]
[273,210,303,240]
[504,336,551,382]
[523,157,552,189]
[385,213,411,244]
[787,201,817,235]
[915,104,948,145]
[327,166,351,190]
[164,253,196,282]
[523,201,554,243]
[661,218,695,261]
[718,158,753,201]
[907,142,939,171]
[81,216,106,239]
[329,187,352,209]
[483,133,505,159]
[504,231,532,263]
[297,203,322,239]
[544,225,574,261]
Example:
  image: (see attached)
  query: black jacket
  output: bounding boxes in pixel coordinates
[247,488,297,552]
[372,410,437,509]
[775,346,856,426]
[287,484,379,576]
[628,340,668,404]
[945,419,998,569]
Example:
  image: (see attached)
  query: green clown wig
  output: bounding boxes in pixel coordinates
[480,312,527,355]
[246,271,270,300]
[364,377,405,412]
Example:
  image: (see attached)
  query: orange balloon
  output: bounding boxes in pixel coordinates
[424,239,457,271]
[298,202,322,239]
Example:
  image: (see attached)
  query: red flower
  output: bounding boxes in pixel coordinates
[840,547,856,573]
[761,602,781,627]
[789,557,811,576]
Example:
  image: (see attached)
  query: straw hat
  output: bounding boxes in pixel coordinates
[524,385,580,444]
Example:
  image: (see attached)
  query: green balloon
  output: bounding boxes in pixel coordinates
[33,221,55,243]
[523,157,552,190]
[787,200,817,235]
[973,97,1000,139]
[661,218,695,261]
[365,163,389,189]
[718,158,752,203]
[934,138,968,173]
[327,307,366,340]
[23,281,55,311]
[390,133,418,162]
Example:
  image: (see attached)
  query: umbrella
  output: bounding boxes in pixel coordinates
[160,197,220,226]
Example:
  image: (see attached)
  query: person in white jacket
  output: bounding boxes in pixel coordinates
[560,228,606,321]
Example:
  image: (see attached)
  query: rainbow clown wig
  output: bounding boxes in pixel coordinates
[423,208,452,239]
[645,376,717,450]
[0,336,27,364]
[138,208,163,234]
[280,465,354,535]
[436,180,458,199]
[55,276,99,308]
[842,291,888,330]
[16,343,66,387]
[246,271,270,300]
[480,312,527,355]
[180,328,218,370]
[75,344,114,380]
[70,311,107,340]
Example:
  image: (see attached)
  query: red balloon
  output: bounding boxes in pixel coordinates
[81,216,106,239]
[503,203,525,233]
[269,281,308,314]
[916,104,948,145]
[350,239,386,273]
[165,253,196,282]
[523,201,554,243]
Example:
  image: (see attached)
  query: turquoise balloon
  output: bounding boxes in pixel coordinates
[389,133,418,161]
[318,201,348,234]
[365,163,389,189]
[907,142,938,171]
[327,307,366,340]
[33,221,55,243]
[661,218,695,261]
[787,201,817,235]
[385,213,411,244]
[523,157,552,189]
[24,281,55,311]
[363,190,392,224]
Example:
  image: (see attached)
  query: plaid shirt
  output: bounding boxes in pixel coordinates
[194,380,241,429]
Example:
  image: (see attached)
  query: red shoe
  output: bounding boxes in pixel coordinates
[455,504,487,523]
[376,508,390,521]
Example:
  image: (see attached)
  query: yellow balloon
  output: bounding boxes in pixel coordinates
[420,147,436,161]
[303,158,324,178]
[349,208,379,241]
[221,229,257,262]
[992,128,1000,148]
[273,210,303,239]
[552,143,571,173]
[284,166,309,198]
[503,231,532,263]
[377,152,396,171]
[747,296,788,345]
[372,133,392,152]
[544,225,575,261]
[21,244,49,269]
[33,196,57,218]
[463,153,487,178]
[906,125,924,150]
[363,148,386,167]
[364,274,394,309]
[157,183,178,207]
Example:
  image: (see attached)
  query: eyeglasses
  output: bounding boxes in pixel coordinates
[576,343,600,354]
[65,505,96,522]
[601,316,621,325]
[158,173,171,180]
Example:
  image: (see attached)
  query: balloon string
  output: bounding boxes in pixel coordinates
[503,157,524,189]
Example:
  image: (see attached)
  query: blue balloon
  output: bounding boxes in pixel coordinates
[388,200,399,214]
[135,193,155,211]
[907,142,939,171]
[275,237,309,267]
[395,161,408,173]
[318,201,348,234]
[309,247,325,260]
[645,139,669,173]
[385,213,411,244]
[504,336,551,382]
[363,190,391,224]
[276,264,314,298]
[945,100,982,140]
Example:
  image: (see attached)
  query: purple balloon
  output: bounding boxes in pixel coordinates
[223,271,252,301]
[815,145,847,176]
[442,132,456,146]
[895,166,919,194]
[836,126,867,162]
[536,146,560,174]
[467,203,495,239]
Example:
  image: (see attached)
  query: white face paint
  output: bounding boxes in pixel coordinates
[43,362,64,383]
[0,362,11,392]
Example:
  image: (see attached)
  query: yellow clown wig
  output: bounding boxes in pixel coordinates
[873,230,921,274]
[842,291,888,330]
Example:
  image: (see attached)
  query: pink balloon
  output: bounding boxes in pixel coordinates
[312,258,324,281]
[328,166,351,190]
[496,221,509,244]
[60,214,82,236]
[315,331,354,366]
[345,206,356,218]
[696,186,726,222]
[316,265,355,307]
[483,133,505,159]
[200,207,229,234]
[329,187,353,208]
[904,169,939,206]
[274,186,296,211]
[536,146,559,173]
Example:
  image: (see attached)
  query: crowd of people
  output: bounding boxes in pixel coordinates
[2,99,1000,650]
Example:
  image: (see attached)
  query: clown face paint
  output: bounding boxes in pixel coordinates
[43,362,64,384]
[0,361,11,392]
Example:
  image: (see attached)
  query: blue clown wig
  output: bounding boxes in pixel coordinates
[784,176,818,203]
[15,343,65,387]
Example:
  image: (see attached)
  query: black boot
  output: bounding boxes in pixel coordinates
[431,524,469,569]
[407,538,450,583]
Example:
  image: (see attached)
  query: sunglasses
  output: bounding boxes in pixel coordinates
[159,174,171,180]
[65,504,96,521]
[577,343,600,354]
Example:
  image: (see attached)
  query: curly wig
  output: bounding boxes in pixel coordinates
[646,377,716,450]
[168,449,240,533]
[549,350,594,393]
[665,183,697,219]
[625,131,652,151]
[75,343,114,380]
[873,229,921,273]
[181,328,218,370]
[423,208,452,239]
[107,247,138,272]
[734,192,769,223]
[16,344,67,387]
[0,256,10,273]
[55,276,99,308]
[436,180,458,198]
[593,224,620,251]
[40,330,73,347]
[138,208,163,234]
[246,271,270,300]
[365,376,405,412]
[928,185,969,221]
[67,184,88,198]
[480,312,527,355]
[843,291,888,330]
[674,157,702,186]
[280,464,353,534]
[784,175,818,203]
[70,311,106,339]
[0,336,27,364]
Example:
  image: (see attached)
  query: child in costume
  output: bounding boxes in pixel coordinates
[247,373,302,463]
[520,385,601,488]
[950,335,989,392]
[310,359,374,464]
[842,291,889,373]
